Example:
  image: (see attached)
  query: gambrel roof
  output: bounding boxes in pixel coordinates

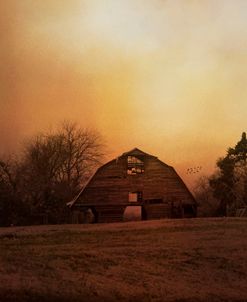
[67,148,196,208]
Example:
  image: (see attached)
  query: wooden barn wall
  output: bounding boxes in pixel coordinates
[76,156,195,207]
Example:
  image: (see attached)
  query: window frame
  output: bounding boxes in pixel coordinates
[127,156,145,175]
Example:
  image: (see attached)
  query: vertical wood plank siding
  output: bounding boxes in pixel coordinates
[72,149,197,222]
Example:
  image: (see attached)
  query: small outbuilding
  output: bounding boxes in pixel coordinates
[68,148,197,223]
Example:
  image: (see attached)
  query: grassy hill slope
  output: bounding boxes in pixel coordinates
[0,218,247,302]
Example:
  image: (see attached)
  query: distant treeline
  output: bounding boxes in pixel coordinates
[195,132,247,217]
[0,121,105,226]
[1,125,246,226]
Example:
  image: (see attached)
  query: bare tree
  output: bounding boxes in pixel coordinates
[0,156,28,225]
[56,121,104,192]
[0,158,18,194]
[20,121,105,223]
[0,121,105,225]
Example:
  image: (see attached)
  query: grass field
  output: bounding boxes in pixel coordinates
[1,218,247,302]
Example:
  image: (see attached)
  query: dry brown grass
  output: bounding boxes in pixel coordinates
[1,218,247,302]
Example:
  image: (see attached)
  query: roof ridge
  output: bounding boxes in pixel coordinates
[121,147,156,157]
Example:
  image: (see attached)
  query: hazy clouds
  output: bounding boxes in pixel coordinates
[1,0,247,186]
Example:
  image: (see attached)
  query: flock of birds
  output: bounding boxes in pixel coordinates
[186,166,202,174]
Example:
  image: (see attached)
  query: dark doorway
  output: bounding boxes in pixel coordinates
[183,205,196,218]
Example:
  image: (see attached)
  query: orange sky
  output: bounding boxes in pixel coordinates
[1,0,247,189]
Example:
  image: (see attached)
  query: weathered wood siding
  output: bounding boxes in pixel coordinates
[143,204,171,220]
[74,153,196,221]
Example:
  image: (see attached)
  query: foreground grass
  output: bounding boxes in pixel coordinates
[0,218,247,302]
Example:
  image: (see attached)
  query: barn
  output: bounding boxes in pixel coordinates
[68,148,197,223]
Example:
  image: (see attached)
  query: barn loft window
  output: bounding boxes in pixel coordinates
[128,191,143,203]
[127,156,144,175]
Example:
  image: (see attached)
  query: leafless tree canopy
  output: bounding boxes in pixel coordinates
[23,122,104,190]
[0,121,105,225]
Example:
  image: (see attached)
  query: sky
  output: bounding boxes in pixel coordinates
[1,0,247,188]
